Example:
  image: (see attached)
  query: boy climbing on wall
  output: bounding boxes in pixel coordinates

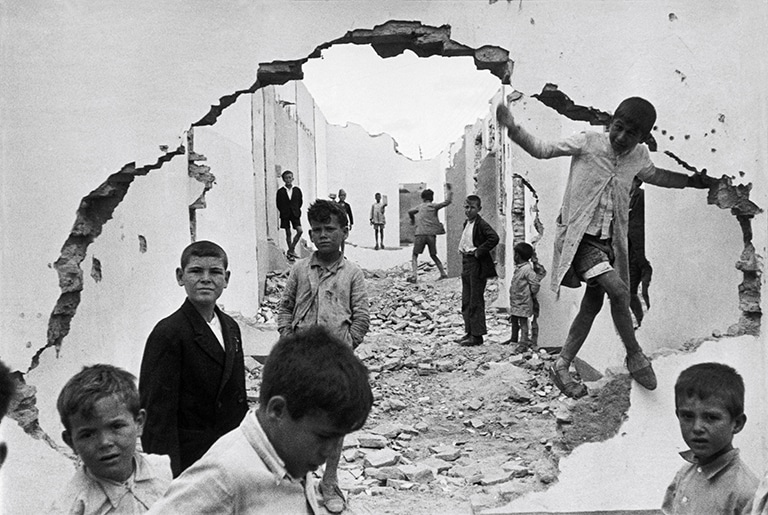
[497,97,716,398]
[278,199,370,513]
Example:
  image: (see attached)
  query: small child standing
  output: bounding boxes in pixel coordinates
[408,183,453,283]
[456,195,499,347]
[147,326,373,514]
[662,363,758,515]
[50,364,172,514]
[497,97,715,398]
[278,199,370,513]
[507,242,541,352]
[369,192,387,250]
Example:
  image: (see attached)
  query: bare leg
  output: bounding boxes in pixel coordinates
[321,438,345,512]
[431,254,447,278]
[410,254,419,281]
[559,284,606,364]
[290,226,303,254]
[595,271,641,356]
[519,317,530,344]
[510,316,520,343]
[284,228,292,253]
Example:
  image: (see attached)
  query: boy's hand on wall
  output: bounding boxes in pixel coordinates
[686,171,718,189]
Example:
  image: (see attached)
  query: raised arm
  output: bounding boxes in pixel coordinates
[496,104,583,160]
[434,183,453,210]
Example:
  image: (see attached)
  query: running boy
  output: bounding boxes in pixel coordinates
[140,241,247,477]
[278,199,370,513]
[147,326,374,514]
[457,195,499,347]
[497,98,715,398]
[276,170,304,260]
[662,363,758,514]
[369,192,387,250]
[507,242,541,352]
[51,364,172,514]
[408,184,452,283]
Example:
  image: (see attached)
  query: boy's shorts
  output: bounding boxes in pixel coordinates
[413,234,437,256]
[572,235,614,284]
[280,216,301,230]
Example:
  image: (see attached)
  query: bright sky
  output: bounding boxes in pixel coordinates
[302,44,502,160]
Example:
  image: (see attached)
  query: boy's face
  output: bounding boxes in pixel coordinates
[338,191,346,201]
[63,395,145,482]
[309,216,347,256]
[608,117,644,155]
[676,394,745,464]
[267,399,346,478]
[374,193,381,202]
[282,172,294,187]
[464,200,481,221]
[176,256,230,308]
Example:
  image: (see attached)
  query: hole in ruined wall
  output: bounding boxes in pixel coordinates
[30,19,513,400]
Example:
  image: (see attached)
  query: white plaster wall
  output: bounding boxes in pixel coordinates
[2,1,765,513]
[488,336,767,513]
[325,123,444,250]
[194,98,260,316]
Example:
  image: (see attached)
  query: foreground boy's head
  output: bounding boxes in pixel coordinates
[609,97,656,155]
[464,195,482,221]
[257,326,373,478]
[177,240,230,308]
[0,360,15,469]
[307,200,349,257]
[513,242,534,264]
[674,362,746,465]
[58,364,146,482]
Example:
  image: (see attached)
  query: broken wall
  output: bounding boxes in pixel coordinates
[1,1,766,513]
[325,123,444,250]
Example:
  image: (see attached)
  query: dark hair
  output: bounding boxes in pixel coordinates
[281,170,294,180]
[466,195,482,208]
[307,199,348,228]
[180,240,228,270]
[421,189,434,201]
[613,97,656,137]
[514,242,534,262]
[260,326,372,432]
[57,364,141,432]
[0,360,16,420]
[675,362,745,418]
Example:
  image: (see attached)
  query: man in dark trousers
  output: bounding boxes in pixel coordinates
[456,195,499,346]
[276,170,303,260]
[139,241,247,477]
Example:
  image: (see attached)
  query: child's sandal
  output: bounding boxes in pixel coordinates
[548,362,588,399]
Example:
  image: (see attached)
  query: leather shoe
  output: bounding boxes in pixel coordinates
[454,334,471,343]
[460,335,483,346]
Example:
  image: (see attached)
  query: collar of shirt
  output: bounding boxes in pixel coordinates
[243,410,299,485]
[85,454,157,509]
[309,252,344,273]
[679,448,741,480]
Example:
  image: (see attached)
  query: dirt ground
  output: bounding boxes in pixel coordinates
[253,260,632,515]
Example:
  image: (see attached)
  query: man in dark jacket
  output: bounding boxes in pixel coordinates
[456,195,499,346]
[139,241,247,477]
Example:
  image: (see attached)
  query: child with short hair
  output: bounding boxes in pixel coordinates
[50,364,172,514]
[337,188,353,253]
[276,169,304,260]
[147,326,373,514]
[408,183,453,283]
[662,362,758,514]
[507,242,541,352]
[497,98,715,398]
[369,192,387,250]
[278,199,370,513]
[456,195,499,347]
[140,240,247,477]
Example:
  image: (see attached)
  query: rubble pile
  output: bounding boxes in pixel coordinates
[246,261,615,513]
